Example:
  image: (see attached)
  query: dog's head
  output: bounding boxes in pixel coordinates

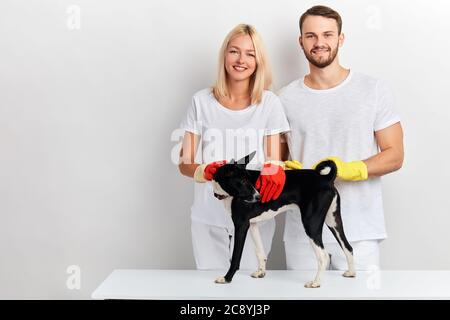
[212,151,261,203]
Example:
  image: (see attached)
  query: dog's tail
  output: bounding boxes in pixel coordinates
[314,160,337,182]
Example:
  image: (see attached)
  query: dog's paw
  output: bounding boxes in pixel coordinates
[214,276,228,284]
[343,270,356,278]
[304,281,321,288]
[251,270,266,278]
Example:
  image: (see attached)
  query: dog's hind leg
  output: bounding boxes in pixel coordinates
[305,237,330,288]
[301,193,334,288]
[325,193,356,278]
[249,222,267,279]
[215,222,250,284]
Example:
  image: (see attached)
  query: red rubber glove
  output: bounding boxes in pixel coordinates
[255,162,286,203]
[204,160,227,181]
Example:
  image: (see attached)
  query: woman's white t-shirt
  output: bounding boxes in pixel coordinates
[180,88,290,228]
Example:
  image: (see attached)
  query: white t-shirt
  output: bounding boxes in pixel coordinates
[279,70,401,243]
[180,88,290,227]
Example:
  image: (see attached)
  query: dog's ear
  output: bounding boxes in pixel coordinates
[234,151,256,167]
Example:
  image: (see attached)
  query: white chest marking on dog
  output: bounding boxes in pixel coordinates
[213,181,233,214]
[250,204,298,223]
[212,181,227,197]
[222,197,233,215]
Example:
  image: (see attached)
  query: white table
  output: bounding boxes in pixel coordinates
[91,269,450,300]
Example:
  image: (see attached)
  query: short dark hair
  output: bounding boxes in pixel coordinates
[299,5,342,34]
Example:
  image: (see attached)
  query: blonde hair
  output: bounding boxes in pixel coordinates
[212,24,272,105]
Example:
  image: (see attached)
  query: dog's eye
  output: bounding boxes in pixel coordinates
[236,181,247,188]
[234,181,243,188]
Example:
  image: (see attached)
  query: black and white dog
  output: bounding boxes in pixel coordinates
[212,151,355,288]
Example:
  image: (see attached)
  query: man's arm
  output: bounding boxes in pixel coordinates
[363,122,404,177]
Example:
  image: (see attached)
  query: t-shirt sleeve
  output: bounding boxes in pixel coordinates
[179,96,201,135]
[264,94,291,136]
[374,80,401,132]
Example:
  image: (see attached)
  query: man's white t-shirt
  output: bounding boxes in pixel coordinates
[180,88,290,228]
[279,70,401,243]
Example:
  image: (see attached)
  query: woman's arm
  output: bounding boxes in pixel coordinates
[178,131,200,178]
[256,133,286,203]
[264,133,283,161]
[280,133,289,161]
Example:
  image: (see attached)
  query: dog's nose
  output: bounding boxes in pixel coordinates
[244,192,261,204]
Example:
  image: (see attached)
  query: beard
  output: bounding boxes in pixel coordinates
[304,43,339,68]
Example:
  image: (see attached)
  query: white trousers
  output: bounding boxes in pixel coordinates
[285,239,380,271]
[191,219,276,270]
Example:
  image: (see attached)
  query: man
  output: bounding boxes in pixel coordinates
[279,5,404,270]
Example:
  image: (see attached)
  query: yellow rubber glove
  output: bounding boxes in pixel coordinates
[313,156,368,181]
[284,160,303,170]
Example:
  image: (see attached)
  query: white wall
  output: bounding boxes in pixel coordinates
[1,0,449,299]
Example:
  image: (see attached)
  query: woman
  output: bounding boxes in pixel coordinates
[179,24,290,270]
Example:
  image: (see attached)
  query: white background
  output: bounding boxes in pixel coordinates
[1,0,449,299]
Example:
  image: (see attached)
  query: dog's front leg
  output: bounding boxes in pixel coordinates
[249,222,267,279]
[215,223,249,284]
